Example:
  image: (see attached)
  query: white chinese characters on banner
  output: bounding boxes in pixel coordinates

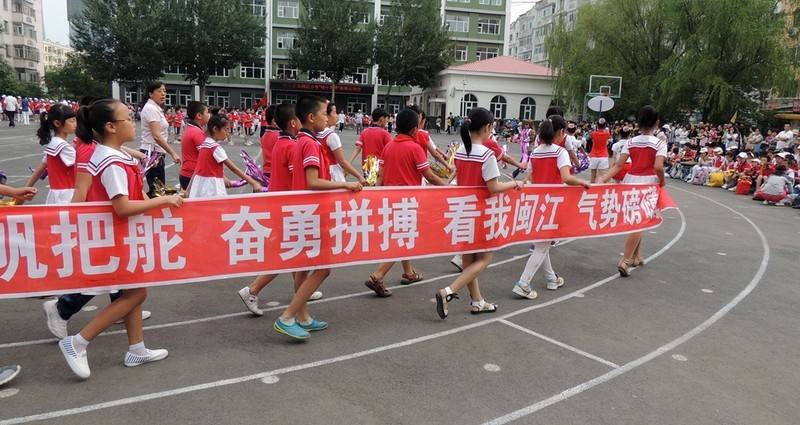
[535,194,563,232]
[444,195,481,245]
[0,214,48,281]
[78,213,119,275]
[577,192,600,230]
[484,194,511,240]
[280,204,320,260]
[221,206,272,265]
[622,188,643,225]
[155,209,186,270]
[599,189,621,229]
[511,194,539,235]
[125,209,186,272]
[330,199,374,255]
[377,197,419,251]
[50,211,78,278]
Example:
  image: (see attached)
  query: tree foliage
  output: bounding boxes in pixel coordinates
[71,0,168,85]
[166,0,264,99]
[44,54,109,100]
[374,0,451,95]
[290,0,375,100]
[547,0,791,123]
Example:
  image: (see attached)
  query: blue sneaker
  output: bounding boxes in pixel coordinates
[299,318,328,332]
[273,319,310,340]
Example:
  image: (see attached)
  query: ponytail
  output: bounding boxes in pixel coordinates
[37,104,76,146]
[538,119,555,145]
[75,99,120,144]
[461,107,494,155]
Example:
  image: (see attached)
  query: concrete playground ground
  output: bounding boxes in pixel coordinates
[0,122,799,424]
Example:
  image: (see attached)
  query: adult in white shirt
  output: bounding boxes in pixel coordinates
[355,110,364,134]
[776,123,795,152]
[337,111,345,132]
[139,81,180,197]
[4,95,17,127]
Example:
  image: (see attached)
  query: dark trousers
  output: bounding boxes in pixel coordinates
[57,292,121,321]
[4,111,15,127]
[141,149,166,198]
[179,175,191,191]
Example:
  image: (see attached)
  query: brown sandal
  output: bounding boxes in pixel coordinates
[618,258,633,277]
[400,270,424,285]
[364,274,392,297]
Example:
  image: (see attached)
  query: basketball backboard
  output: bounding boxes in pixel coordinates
[588,75,622,98]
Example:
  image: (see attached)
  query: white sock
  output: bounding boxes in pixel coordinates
[128,341,147,355]
[443,287,453,296]
[299,317,313,326]
[280,316,296,326]
[72,334,90,354]
[470,299,485,307]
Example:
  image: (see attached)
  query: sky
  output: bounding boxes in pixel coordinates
[42,0,537,48]
[43,0,70,46]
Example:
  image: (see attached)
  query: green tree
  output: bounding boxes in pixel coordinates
[547,0,790,122]
[71,0,168,96]
[44,54,109,100]
[0,61,18,95]
[375,0,451,99]
[290,0,376,100]
[165,0,264,100]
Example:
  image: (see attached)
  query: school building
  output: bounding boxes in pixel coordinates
[69,0,514,118]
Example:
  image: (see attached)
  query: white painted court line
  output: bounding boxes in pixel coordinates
[0,212,685,425]
[482,186,769,425]
[499,319,620,369]
[0,153,42,163]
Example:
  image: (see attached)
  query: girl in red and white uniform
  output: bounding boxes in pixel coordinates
[58,99,183,380]
[513,116,590,300]
[318,102,364,183]
[610,126,633,182]
[25,104,77,204]
[600,105,667,276]
[187,113,262,198]
[434,107,520,320]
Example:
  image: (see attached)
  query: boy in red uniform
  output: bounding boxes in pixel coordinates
[258,105,279,177]
[349,108,392,165]
[363,109,446,298]
[172,107,184,142]
[179,101,211,190]
[242,109,254,146]
[273,96,362,340]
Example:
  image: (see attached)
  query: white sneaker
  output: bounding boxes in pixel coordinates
[546,276,565,291]
[512,283,538,300]
[309,291,323,301]
[59,336,90,379]
[237,286,263,316]
[114,310,152,325]
[450,255,463,272]
[43,299,68,339]
[228,141,234,146]
[124,348,169,367]
[244,141,253,146]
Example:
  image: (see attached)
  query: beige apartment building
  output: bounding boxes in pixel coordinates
[0,0,44,84]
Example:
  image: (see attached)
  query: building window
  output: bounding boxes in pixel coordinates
[241,92,253,109]
[479,0,502,6]
[277,31,296,50]
[273,93,296,104]
[277,0,298,18]
[210,64,230,77]
[478,17,500,34]
[166,89,177,106]
[164,64,184,74]
[124,88,140,105]
[447,0,471,3]
[476,46,498,61]
[445,15,468,33]
[347,100,368,114]
[351,67,368,84]
[13,44,38,61]
[520,97,536,120]
[12,22,22,36]
[308,70,329,81]
[461,93,478,116]
[205,91,216,106]
[246,0,266,17]
[490,95,507,119]
[275,63,297,80]
[179,89,192,106]
[351,11,370,24]
[217,91,230,108]
[454,45,467,62]
[240,62,265,79]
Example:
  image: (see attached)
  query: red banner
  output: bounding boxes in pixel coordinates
[0,185,675,299]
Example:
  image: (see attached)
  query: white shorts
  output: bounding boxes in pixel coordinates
[329,164,345,183]
[622,174,660,184]
[46,188,75,205]
[588,157,609,170]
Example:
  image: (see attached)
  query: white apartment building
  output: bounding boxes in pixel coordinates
[0,0,44,83]
[509,0,594,66]
[43,39,73,71]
